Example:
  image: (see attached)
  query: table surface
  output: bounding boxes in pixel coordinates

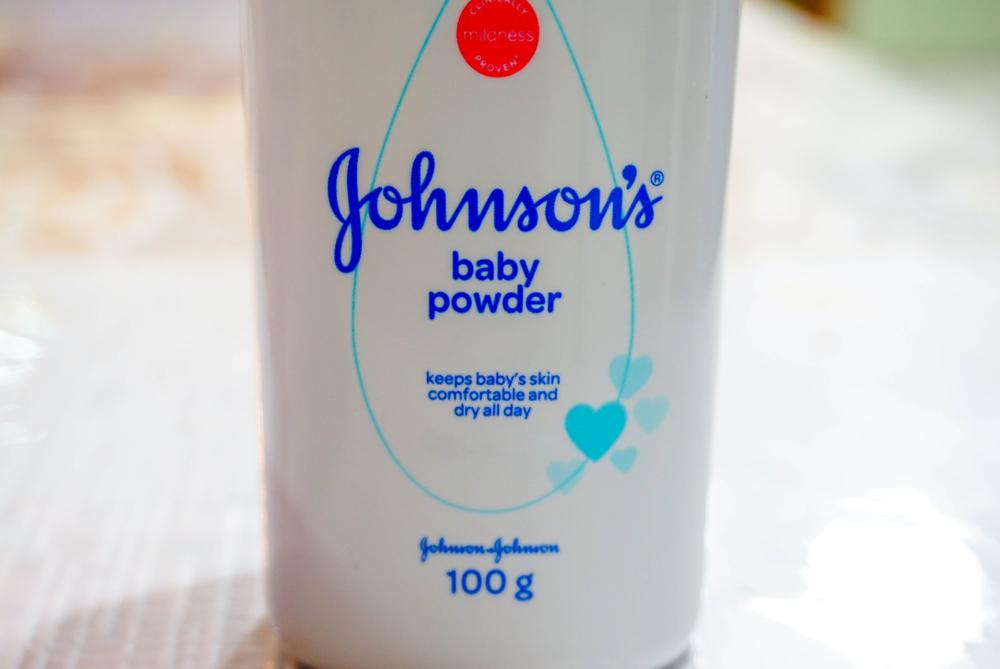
[2,2,999,667]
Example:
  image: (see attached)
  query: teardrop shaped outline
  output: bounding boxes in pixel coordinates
[349,0,635,514]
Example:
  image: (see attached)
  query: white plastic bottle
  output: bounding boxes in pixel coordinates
[242,1,739,667]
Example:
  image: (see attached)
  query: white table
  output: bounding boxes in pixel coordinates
[1,2,998,667]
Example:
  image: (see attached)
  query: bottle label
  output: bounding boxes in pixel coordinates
[325,1,675,515]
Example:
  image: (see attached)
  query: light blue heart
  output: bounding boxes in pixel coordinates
[635,397,669,433]
[610,447,638,473]
[609,355,653,399]
[565,402,627,461]
[547,459,585,493]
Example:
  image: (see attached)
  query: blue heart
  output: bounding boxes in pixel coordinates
[609,355,653,399]
[565,402,627,461]
[635,397,669,433]
[547,459,585,493]
[610,447,638,473]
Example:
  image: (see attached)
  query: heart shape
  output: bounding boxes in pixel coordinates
[565,402,627,461]
[610,447,638,473]
[635,397,669,433]
[609,355,653,400]
[547,459,585,494]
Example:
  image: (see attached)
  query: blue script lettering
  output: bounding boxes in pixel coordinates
[328,148,663,273]
[419,536,560,564]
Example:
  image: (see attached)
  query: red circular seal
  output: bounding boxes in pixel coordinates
[456,0,539,78]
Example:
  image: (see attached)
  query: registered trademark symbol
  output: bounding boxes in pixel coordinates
[650,170,665,187]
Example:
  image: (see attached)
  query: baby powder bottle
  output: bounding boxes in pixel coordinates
[242,1,740,667]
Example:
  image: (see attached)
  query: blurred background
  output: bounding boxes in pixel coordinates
[0,1,998,668]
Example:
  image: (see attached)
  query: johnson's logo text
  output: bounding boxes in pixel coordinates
[328,148,664,274]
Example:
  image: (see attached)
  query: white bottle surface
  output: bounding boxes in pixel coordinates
[242,1,740,667]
